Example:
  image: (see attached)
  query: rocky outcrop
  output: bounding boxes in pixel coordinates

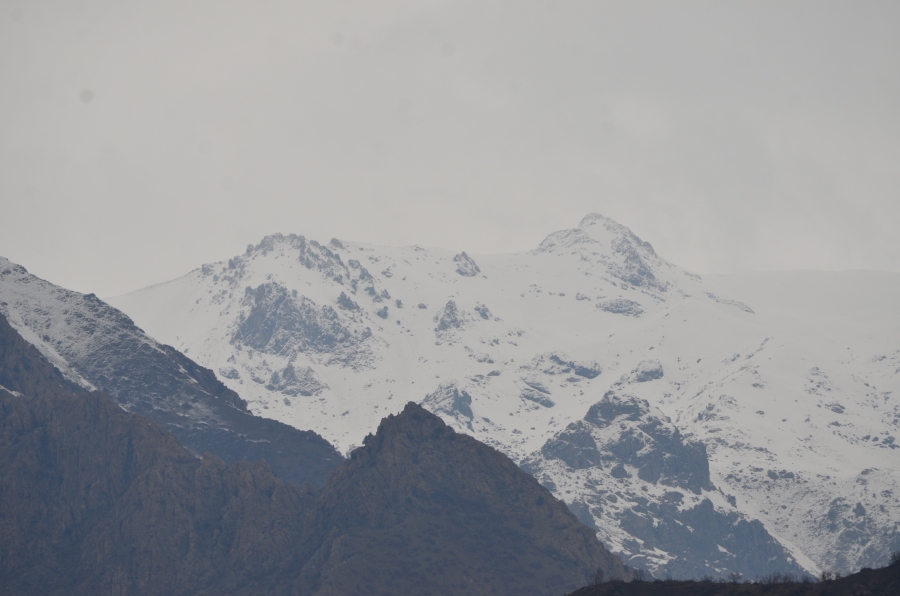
[597,298,644,316]
[434,299,466,337]
[632,359,664,382]
[523,352,602,380]
[453,251,481,276]
[266,363,328,397]
[234,282,370,356]
[526,391,806,580]
[421,381,474,423]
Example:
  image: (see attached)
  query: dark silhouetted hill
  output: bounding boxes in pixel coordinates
[567,564,900,596]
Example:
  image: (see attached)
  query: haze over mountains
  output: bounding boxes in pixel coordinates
[105,213,900,579]
[2,213,898,582]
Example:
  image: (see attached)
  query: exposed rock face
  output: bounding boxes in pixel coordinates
[0,315,626,595]
[585,392,712,494]
[521,377,556,408]
[597,298,644,316]
[421,381,474,423]
[434,299,466,337]
[0,258,343,488]
[453,251,481,276]
[526,391,807,580]
[542,420,603,469]
[632,359,664,382]
[266,363,328,397]
[234,282,370,357]
[524,352,602,380]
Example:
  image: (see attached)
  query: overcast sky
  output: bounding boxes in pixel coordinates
[1,0,898,297]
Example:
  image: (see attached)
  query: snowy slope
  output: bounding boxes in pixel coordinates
[108,213,900,577]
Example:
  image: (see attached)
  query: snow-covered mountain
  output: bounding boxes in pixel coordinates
[108,213,900,578]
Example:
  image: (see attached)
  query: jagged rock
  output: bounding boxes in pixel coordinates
[542,420,603,469]
[588,392,712,493]
[375,305,388,319]
[522,388,555,407]
[421,381,474,421]
[615,498,809,581]
[521,377,556,407]
[524,352,602,379]
[337,291,360,311]
[632,359,664,382]
[597,298,644,316]
[434,300,465,335]
[266,364,328,397]
[453,251,481,276]
[218,366,240,379]
[524,388,812,580]
[474,303,492,319]
[610,463,631,479]
[234,282,370,357]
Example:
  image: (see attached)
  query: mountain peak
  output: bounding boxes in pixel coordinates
[533,213,668,292]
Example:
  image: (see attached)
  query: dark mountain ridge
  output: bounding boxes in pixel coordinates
[567,562,900,596]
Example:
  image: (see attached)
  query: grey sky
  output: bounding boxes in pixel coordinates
[1,0,898,297]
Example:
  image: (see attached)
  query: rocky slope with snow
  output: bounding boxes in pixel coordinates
[104,213,900,578]
[0,257,343,487]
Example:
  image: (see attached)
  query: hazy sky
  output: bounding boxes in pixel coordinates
[1,0,898,297]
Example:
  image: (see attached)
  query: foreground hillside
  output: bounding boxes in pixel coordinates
[568,561,900,596]
[0,312,621,595]
[109,213,900,577]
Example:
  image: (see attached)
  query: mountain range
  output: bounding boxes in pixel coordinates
[105,213,900,578]
[2,213,898,580]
